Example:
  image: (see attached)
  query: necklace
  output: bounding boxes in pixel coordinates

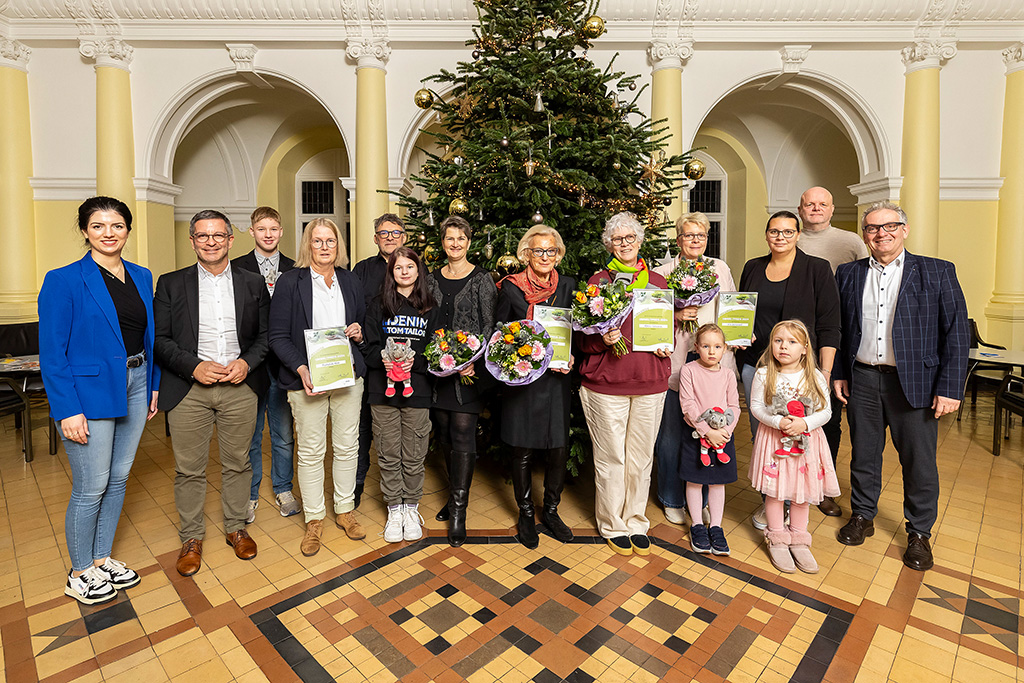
[446,261,472,279]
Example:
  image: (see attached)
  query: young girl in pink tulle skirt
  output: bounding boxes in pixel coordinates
[749,320,840,574]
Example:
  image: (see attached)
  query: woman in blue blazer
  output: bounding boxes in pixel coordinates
[39,197,160,605]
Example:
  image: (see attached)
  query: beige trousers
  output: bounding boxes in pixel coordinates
[287,378,363,523]
[167,382,257,541]
[580,386,666,538]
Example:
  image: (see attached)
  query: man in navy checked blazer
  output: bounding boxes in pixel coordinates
[832,201,968,572]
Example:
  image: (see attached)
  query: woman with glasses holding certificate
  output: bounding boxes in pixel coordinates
[495,225,576,549]
[738,211,841,530]
[268,218,368,558]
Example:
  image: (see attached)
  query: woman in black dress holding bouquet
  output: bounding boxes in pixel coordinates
[428,215,497,546]
[495,225,576,548]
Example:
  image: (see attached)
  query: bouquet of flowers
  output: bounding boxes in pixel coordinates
[425,329,485,384]
[666,256,720,333]
[570,279,634,356]
[485,319,554,386]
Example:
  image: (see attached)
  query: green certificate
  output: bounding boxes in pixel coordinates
[533,305,572,370]
[632,289,675,352]
[303,327,356,392]
[717,292,758,346]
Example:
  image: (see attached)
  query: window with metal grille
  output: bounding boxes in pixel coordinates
[706,221,722,259]
[301,181,334,215]
[689,180,722,215]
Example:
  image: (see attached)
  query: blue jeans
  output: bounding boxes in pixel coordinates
[655,389,686,509]
[248,372,295,499]
[61,362,148,572]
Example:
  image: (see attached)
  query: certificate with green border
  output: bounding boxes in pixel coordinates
[304,327,355,392]
[534,305,572,370]
[717,292,758,346]
[632,289,675,352]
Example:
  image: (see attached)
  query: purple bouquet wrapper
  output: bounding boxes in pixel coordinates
[674,285,720,309]
[571,298,635,336]
[427,343,485,378]
[484,319,555,386]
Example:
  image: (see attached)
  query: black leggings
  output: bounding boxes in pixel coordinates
[432,409,478,453]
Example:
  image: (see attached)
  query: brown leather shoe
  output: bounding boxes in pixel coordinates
[837,514,874,546]
[176,539,203,576]
[226,528,257,560]
[301,519,323,557]
[903,532,933,571]
[336,511,366,540]
[818,496,842,517]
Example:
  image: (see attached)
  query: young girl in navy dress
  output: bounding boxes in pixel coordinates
[677,324,740,555]
[749,320,840,574]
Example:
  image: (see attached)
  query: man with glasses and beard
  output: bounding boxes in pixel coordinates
[833,202,968,572]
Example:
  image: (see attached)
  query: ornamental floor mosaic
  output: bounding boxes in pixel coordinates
[1,391,1024,682]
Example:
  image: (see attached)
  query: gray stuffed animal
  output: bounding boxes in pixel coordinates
[771,394,814,457]
[382,337,416,398]
[692,407,735,466]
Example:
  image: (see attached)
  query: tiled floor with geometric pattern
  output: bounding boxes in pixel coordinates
[1,390,1023,682]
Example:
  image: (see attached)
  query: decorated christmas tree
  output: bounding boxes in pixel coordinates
[396,0,705,473]
[396,0,703,279]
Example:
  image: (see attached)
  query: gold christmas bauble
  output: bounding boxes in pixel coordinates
[424,245,436,260]
[684,158,706,181]
[583,15,605,39]
[497,253,521,271]
[414,88,434,110]
[449,198,469,214]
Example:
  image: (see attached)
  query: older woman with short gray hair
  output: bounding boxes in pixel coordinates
[577,212,672,556]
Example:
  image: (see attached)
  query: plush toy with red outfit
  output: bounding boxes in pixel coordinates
[382,338,416,398]
[693,407,735,467]
[772,395,813,456]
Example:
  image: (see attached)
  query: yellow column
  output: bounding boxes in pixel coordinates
[0,40,38,322]
[81,38,140,262]
[347,39,391,262]
[985,44,1024,349]
[899,41,947,256]
[648,40,690,228]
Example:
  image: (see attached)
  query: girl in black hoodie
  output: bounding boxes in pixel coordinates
[364,247,441,543]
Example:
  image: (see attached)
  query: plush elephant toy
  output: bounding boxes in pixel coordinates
[772,395,814,456]
[693,407,735,467]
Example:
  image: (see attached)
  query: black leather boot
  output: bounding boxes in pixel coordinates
[448,450,475,546]
[541,447,573,542]
[511,447,539,549]
[435,441,452,522]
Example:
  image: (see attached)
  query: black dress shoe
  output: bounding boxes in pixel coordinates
[818,496,842,517]
[837,514,874,546]
[903,532,933,571]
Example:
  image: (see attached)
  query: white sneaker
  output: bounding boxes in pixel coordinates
[246,498,258,524]
[664,507,687,525]
[403,504,424,542]
[65,567,117,605]
[702,505,712,526]
[383,505,404,543]
[275,491,301,517]
[752,505,768,530]
[94,558,140,589]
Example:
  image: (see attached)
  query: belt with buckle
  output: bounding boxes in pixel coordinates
[854,361,897,374]
[127,352,145,369]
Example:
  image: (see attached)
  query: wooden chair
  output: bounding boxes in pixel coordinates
[0,321,58,459]
[0,377,33,461]
[992,373,1024,456]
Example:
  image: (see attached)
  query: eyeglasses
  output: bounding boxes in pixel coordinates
[766,229,797,239]
[529,248,559,259]
[376,229,405,239]
[863,222,905,235]
[680,233,707,242]
[610,234,638,246]
[192,233,230,244]
[312,238,338,248]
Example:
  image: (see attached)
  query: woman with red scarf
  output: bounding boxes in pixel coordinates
[495,225,576,549]
[578,212,672,556]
